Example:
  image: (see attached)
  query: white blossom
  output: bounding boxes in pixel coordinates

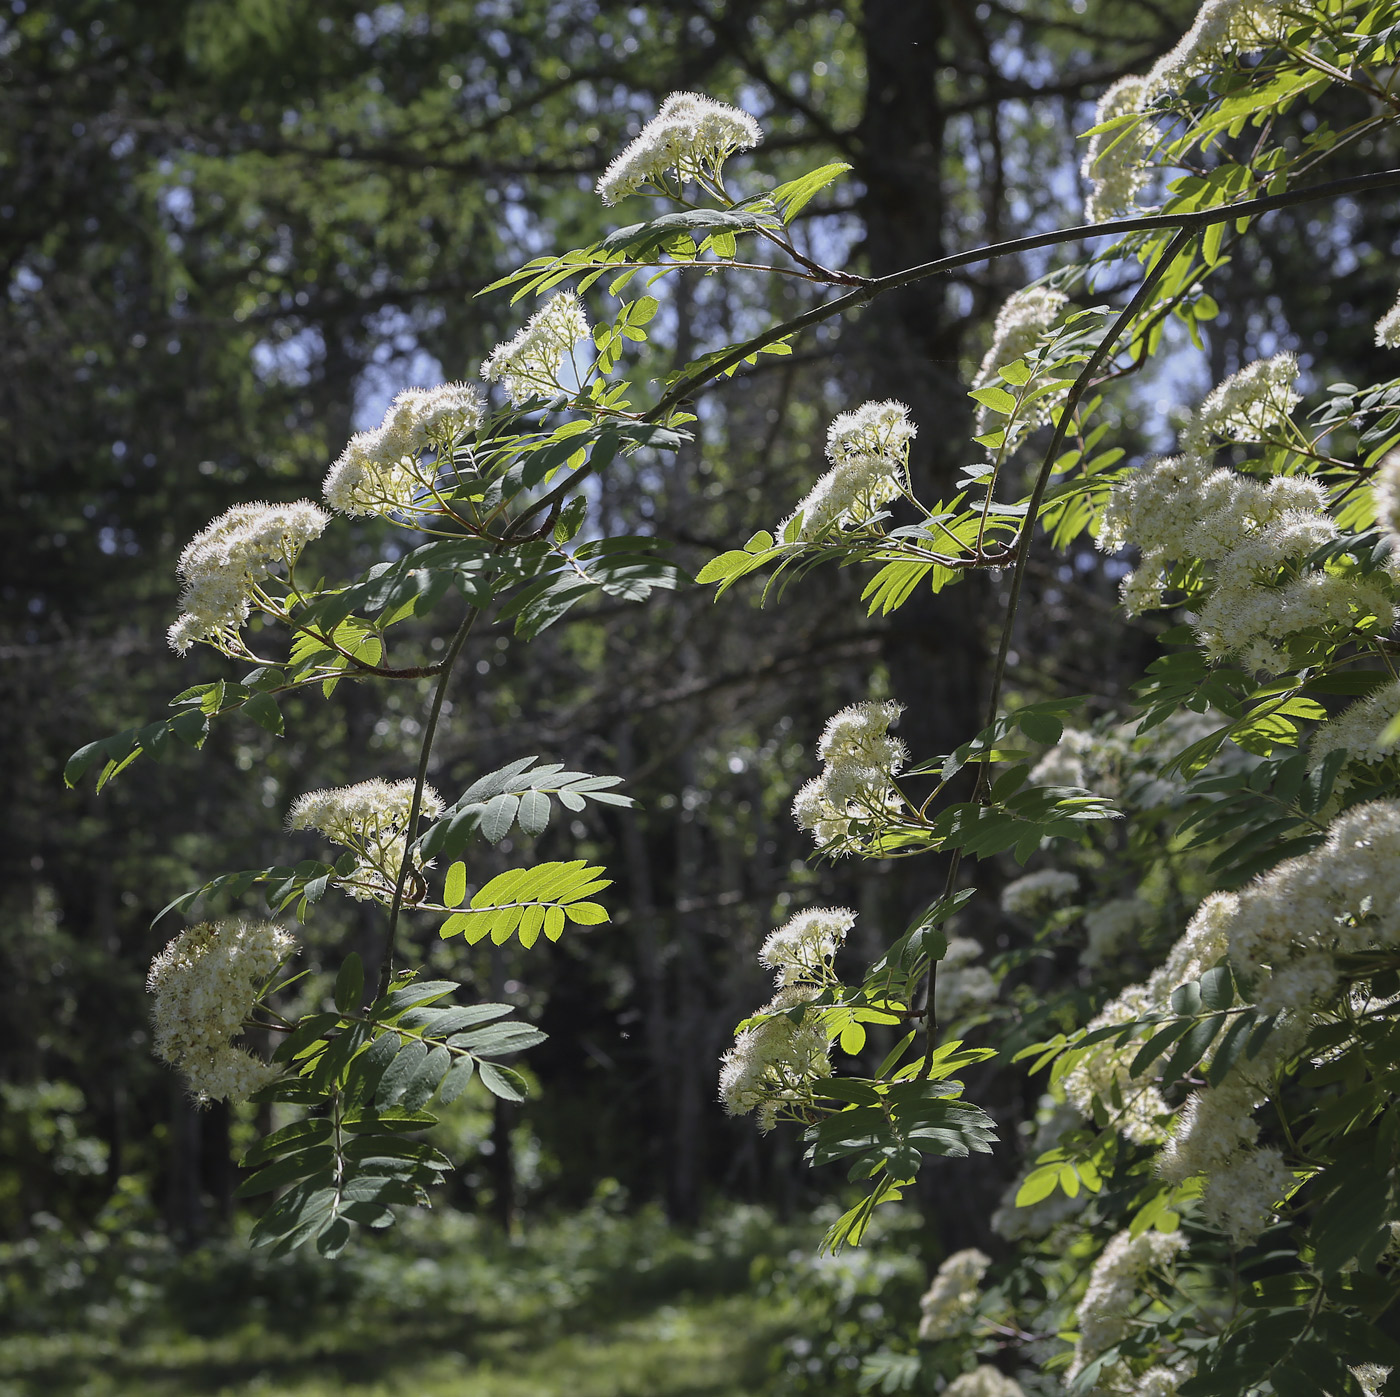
[935,937,999,1021]
[147,918,296,1104]
[1097,418,1394,676]
[759,906,855,986]
[973,287,1068,391]
[481,292,591,405]
[1148,0,1293,98]
[1199,1146,1293,1243]
[792,701,907,855]
[1069,1228,1187,1382]
[1082,76,1156,224]
[288,778,444,903]
[945,1367,1025,1397]
[168,500,328,654]
[596,91,762,205]
[1371,449,1400,541]
[1000,869,1079,916]
[1376,292,1400,349]
[1062,892,1236,1145]
[323,381,485,518]
[718,985,832,1131]
[1309,678,1400,769]
[781,401,915,541]
[1354,1366,1393,1397]
[917,1248,991,1340]
[1181,352,1301,451]
[1082,898,1154,968]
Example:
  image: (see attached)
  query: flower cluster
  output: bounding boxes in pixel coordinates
[1068,1227,1188,1383]
[780,400,916,541]
[595,91,762,205]
[720,903,853,1129]
[323,382,485,518]
[1063,891,1237,1145]
[934,937,999,1022]
[1181,352,1301,452]
[481,292,591,406]
[1098,377,1395,673]
[168,500,329,655]
[288,778,444,903]
[791,700,907,854]
[1147,0,1292,98]
[1082,897,1154,969]
[917,1248,991,1341]
[758,906,854,987]
[1309,677,1400,770]
[1376,293,1400,350]
[1000,869,1079,917]
[718,984,833,1132]
[1070,802,1400,1243]
[147,918,295,1103]
[973,287,1068,393]
[1372,448,1400,543]
[945,1368,1025,1397]
[1082,75,1156,224]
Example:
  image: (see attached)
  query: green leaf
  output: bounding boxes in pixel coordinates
[243,692,285,737]
[564,901,609,925]
[334,953,364,1014]
[444,862,467,908]
[517,788,550,836]
[767,161,852,222]
[477,1061,527,1102]
[1017,711,1063,745]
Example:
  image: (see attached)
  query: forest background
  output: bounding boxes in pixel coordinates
[2,1,1396,1394]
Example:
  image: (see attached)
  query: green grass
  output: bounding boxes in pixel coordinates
[0,1204,800,1397]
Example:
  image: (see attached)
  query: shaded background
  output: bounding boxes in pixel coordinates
[3,3,1398,1384]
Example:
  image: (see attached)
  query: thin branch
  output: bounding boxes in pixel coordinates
[651,168,1400,419]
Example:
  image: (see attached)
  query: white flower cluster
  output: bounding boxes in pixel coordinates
[1028,726,1107,790]
[791,700,907,854]
[1376,292,1400,350]
[1082,897,1154,969]
[1032,710,1247,810]
[168,500,329,655]
[945,1367,1025,1397]
[147,918,295,1104]
[718,984,833,1132]
[917,1247,991,1341]
[934,937,999,1022]
[1354,1365,1394,1397]
[1154,801,1400,1239]
[758,906,855,987]
[1070,802,1400,1244]
[974,287,1069,392]
[1181,352,1301,452]
[1082,75,1156,224]
[323,381,485,518]
[1099,412,1394,675]
[1000,869,1079,917]
[1068,1227,1188,1383]
[721,902,854,1129]
[1147,0,1292,98]
[1372,448,1400,543]
[481,292,591,406]
[1063,891,1237,1145]
[781,400,916,541]
[972,287,1070,438]
[595,91,762,205]
[288,778,444,903]
[1309,678,1400,770]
